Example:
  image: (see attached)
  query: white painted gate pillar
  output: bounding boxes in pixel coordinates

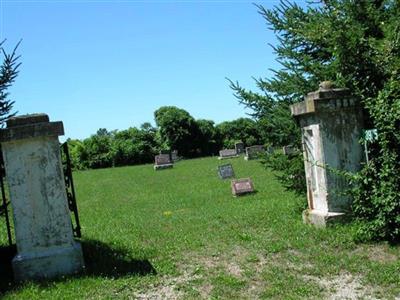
[0,114,84,280]
[290,82,364,227]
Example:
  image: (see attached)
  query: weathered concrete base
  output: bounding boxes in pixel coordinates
[218,155,239,160]
[154,164,173,170]
[302,209,347,228]
[12,242,84,281]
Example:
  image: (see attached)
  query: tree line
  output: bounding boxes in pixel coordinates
[67,106,265,170]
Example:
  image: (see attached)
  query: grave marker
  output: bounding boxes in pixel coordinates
[234,142,245,154]
[171,150,179,162]
[244,145,265,160]
[218,164,235,179]
[231,178,255,196]
[154,154,173,170]
[218,149,239,160]
[160,149,172,160]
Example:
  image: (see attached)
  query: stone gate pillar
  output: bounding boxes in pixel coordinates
[0,114,84,280]
[290,82,364,227]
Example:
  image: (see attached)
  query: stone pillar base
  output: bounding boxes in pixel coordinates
[302,209,347,228]
[12,242,84,281]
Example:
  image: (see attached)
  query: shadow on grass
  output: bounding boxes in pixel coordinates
[82,239,156,277]
[0,239,156,295]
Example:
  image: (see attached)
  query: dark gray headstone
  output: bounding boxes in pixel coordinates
[231,178,255,196]
[235,142,245,154]
[218,164,235,179]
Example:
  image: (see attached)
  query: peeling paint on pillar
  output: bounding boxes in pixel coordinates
[291,82,364,227]
[0,113,84,281]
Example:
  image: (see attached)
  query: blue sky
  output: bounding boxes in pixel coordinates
[1,0,292,140]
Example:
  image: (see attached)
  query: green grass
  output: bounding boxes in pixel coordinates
[0,156,399,299]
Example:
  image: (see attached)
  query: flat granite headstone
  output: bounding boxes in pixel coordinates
[244,145,265,160]
[235,142,245,154]
[154,154,173,170]
[218,164,235,179]
[218,149,239,160]
[231,178,255,196]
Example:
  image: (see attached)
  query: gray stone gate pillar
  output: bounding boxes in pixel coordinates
[0,114,84,280]
[290,82,364,227]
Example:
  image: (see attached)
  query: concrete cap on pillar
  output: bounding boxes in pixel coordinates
[7,113,50,128]
[0,113,64,143]
[290,81,355,117]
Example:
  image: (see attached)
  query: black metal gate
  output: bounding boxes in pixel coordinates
[60,142,82,238]
[0,147,13,246]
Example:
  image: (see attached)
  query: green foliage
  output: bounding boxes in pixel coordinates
[215,117,263,148]
[154,106,201,157]
[0,41,20,125]
[262,151,306,197]
[71,125,158,169]
[196,119,220,155]
[228,81,300,147]
[352,77,400,242]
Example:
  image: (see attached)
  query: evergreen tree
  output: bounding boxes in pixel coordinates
[0,41,20,125]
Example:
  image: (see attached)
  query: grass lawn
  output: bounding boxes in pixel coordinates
[0,156,399,299]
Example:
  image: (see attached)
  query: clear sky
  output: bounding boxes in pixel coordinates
[1,0,295,140]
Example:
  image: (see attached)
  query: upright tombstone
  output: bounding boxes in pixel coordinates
[234,142,245,155]
[171,150,179,162]
[0,114,84,281]
[231,178,255,196]
[218,149,239,160]
[244,145,265,160]
[290,81,364,227]
[160,149,172,161]
[218,164,235,179]
[154,154,173,170]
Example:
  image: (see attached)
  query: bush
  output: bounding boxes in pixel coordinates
[262,151,306,196]
[351,77,400,243]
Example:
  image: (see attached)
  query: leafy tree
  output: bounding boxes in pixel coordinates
[71,124,159,169]
[216,118,262,148]
[80,128,114,169]
[113,125,158,166]
[196,119,220,155]
[154,106,201,157]
[66,138,86,170]
[0,41,20,125]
